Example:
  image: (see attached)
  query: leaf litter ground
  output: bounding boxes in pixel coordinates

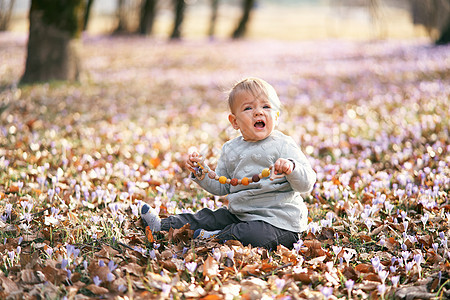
[0,34,449,299]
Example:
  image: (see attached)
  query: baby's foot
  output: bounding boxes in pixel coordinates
[141,204,161,232]
[193,229,220,240]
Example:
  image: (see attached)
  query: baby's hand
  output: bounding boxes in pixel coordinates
[273,158,295,176]
[185,151,202,173]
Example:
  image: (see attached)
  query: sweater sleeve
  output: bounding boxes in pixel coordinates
[281,137,316,193]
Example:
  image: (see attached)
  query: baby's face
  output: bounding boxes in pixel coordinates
[228,90,279,142]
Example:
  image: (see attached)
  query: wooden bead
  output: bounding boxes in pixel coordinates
[219,176,227,184]
[226,179,231,184]
[230,178,239,186]
[208,171,216,179]
[252,174,260,182]
[261,168,270,178]
[241,177,249,185]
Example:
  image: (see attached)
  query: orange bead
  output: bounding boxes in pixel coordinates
[219,176,227,184]
[241,177,249,186]
[230,178,239,186]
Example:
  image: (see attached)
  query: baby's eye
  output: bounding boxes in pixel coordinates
[244,107,252,111]
[263,105,271,109]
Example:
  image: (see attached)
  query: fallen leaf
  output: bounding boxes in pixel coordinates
[200,294,222,300]
[21,269,42,284]
[203,256,220,278]
[86,284,109,295]
[145,226,155,243]
[240,263,260,276]
[122,262,144,277]
[0,275,19,294]
[355,264,374,273]
[163,260,178,273]
[168,223,193,244]
[8,186,19,193]
[293,272,312,284]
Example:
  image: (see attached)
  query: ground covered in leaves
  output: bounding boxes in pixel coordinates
[0,33,449,299]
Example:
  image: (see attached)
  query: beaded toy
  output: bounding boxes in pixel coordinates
[193,158,285,186]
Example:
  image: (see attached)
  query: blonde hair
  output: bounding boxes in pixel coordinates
[227,77,282,113]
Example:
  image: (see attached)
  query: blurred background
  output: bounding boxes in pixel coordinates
[1,0,448,84]
[2,0,449,41]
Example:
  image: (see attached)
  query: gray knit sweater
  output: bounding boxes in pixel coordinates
[194,130,316,232]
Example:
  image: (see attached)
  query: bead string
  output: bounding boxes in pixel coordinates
[193,158,284,186]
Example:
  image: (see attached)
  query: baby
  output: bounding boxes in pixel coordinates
[141,77,316,249]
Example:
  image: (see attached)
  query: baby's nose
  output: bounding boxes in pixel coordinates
[254,108,263,115]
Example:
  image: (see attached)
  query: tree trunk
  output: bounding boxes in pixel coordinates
[232,0,255,39]
[21,0,85,84]
[0,0,16,31]
[208,0,219,38]
[170,0,185,39]
[139,0,157,35]
[436,18,450,44]
[410,0,450,42]
[114,0,128,33]
[83,0,95,31]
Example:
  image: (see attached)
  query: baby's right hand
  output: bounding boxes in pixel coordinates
[185,151,202,173]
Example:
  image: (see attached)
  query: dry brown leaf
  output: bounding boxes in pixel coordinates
[307,255,327,265]
[341,265,358,280]
[355,263,374,273]
[293,272,312,284]
[95,245,120,259]
[20,269,42,284]
[122,262,144,277]
[240,263,260,276]
[145,226,155,243]
[0,275,19,294]
[20,250,41,268]
[203,256,220,278]
[86,283,109,295]
[364,273,381,282]
[168,223,193,244]
[370,224,387,236]
[260,262,277,273]
[39,265,67,285]
[385,236,399,251]
[277,244,299,264]
[200,294,223,300]
[8,185,19,193]
[225,240,243,247]
[358,234,372,242]
[356,280,379,292]
[320,227,336,240]
[417,235,433,248]
[89,265,111,282]
[161,249,173,259]
[163,260,178,273]
[303,239,328,258]
[395,284,436,299]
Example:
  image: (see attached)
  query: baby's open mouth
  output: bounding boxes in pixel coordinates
[254,121,265,128]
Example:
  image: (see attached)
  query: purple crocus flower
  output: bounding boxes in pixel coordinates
[321,287,333,299]
[93,276,102,286]
[185,262,197,273]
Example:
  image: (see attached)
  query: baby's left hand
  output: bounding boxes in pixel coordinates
[273,158,295,176]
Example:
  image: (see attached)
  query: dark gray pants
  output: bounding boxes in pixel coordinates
[160,207,300,250]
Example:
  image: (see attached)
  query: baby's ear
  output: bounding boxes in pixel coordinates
[228,114,239,129]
